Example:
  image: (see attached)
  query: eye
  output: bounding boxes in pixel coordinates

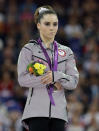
[53,22,58,26]
[44,22,50,26]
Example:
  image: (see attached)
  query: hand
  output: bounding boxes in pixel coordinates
[54,82,62,90]
[41,71,52,85]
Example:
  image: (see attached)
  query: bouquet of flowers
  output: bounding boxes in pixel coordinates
[27,61,47,76]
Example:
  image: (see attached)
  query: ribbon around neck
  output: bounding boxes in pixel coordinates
[37,38,58,105]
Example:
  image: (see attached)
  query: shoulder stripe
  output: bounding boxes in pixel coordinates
[60,78,70,81]
[32,55,48,63]
[69,54,73,56]
[58,59,67,64]
[29,39,38,44]
[23,47,32,51]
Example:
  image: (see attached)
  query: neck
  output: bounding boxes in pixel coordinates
[40,35,54,48]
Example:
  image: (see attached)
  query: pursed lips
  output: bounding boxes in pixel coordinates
[49,32,55,34]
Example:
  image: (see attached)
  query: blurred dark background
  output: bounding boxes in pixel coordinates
[0,0,99,131]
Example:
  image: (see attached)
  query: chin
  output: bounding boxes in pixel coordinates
[48,35,55,39]
[48,37,54,40]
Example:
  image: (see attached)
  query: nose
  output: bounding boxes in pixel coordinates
[49,24,54,30]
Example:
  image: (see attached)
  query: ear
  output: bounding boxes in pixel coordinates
[37,23,40,30]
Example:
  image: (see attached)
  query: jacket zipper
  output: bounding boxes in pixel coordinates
[28,88,33,105]
[49,102,51,118]
[49,44,54,119]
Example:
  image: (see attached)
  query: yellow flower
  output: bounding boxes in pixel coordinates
[37,69,44,75]
[40,64,46,70]
[34,63,40,69]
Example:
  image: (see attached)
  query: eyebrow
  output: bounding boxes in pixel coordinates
[44,21,58,23]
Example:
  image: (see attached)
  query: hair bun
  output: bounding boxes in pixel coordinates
[34,5,57,24]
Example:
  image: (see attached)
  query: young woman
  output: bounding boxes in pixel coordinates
[17,5,79,131]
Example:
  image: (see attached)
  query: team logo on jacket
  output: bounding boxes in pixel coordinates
[58,49,66,57]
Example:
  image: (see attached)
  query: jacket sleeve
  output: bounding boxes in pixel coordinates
[54,47,79,90]
[17,46,46,88]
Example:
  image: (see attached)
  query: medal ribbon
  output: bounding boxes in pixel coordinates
[38,38,58,105]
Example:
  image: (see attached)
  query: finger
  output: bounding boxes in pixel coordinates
[54,83,62,90]
[41,78,52,84]
[55,85,61,90]
[41,74,48,80]
[41,76,50,82]
[46,71,52,75]
[41,78,52,83]
[41,80,52,84]
[41,71,52,80]
[46,70,52,74]
[41,74,52,81]
[47,70,52,73]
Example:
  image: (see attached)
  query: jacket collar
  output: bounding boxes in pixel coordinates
[38,38,54,51]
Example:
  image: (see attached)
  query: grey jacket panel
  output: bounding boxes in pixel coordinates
[17,44,47,88]
[54,47,79,89]
[17,40,79,127]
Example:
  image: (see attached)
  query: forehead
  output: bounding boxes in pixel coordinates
[41,14,58,22]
